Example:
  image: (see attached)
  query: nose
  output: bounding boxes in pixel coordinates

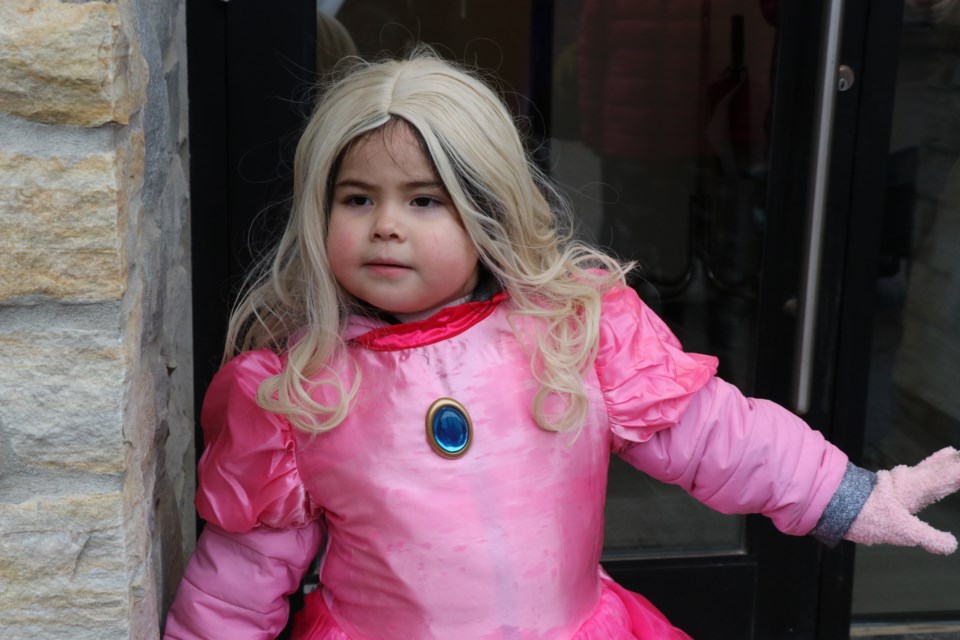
[370,203,404,241]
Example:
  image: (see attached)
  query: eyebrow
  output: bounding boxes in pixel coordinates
[334,178,447,191]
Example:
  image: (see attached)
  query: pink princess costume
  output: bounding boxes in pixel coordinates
[164,285,870,639]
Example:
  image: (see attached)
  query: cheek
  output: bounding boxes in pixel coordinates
[451,226,480,263]
[325,218,357,274]
[432,227,479,275]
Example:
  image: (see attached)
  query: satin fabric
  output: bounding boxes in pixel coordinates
[291,571,688,640]
[165,286,848,639]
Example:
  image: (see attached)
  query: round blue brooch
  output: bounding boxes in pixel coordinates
[426,398,472,459]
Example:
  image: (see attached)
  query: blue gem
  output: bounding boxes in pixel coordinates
[427,399,471,458]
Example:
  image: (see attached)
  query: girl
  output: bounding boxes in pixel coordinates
[164,52,960,639]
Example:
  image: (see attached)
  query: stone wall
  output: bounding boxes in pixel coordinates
[0,1,192,638]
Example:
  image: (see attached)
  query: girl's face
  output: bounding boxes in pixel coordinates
[326,124,480,315]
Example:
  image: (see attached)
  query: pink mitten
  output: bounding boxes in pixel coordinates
[845,447,960,555]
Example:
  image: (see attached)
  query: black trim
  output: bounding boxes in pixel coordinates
[826,0,910,633]
[186,0,230,535]
[187,0,317,432]
[752,0,833,635]
[604,555,757,640]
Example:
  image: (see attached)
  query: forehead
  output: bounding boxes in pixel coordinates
[338,121,436,177]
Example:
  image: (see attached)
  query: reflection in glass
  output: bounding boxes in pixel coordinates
[553,1,777,389]
[315,3,358,76]
[334,0,535,116]
[554,1,778,554]
[854,0,960,615]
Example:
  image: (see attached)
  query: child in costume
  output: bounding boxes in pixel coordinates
[164,52,960,639]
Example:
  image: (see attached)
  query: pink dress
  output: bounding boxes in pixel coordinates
[164,286,848,639]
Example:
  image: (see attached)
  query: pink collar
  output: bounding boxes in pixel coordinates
[347,291,507,351]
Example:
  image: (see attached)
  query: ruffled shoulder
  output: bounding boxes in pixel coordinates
[195,350,322,532]
[595,285,718,447]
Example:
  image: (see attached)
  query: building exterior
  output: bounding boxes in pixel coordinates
[0,1,193,637]
[0,0,958,638]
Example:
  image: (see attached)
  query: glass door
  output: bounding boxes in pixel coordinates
[846,0,960,631]
[536,2,869,636]
[557,0,767,552]
[186,0,917,637]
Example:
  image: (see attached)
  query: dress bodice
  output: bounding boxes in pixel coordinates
[297,302,614,638]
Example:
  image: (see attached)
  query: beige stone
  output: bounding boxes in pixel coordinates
[0,249,124,301]
[0,329,127,473]
[0,0,148,126]
[0,0,190,636]
[0,131,144,302]
[0,492,130,638]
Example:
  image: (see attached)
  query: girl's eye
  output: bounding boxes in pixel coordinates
[411,196,440,208]
[344,195,371,207]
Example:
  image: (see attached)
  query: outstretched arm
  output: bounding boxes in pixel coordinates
[163,522,324,640]
[617,377,960,553]
[616,377,849,536]
[596,285,960,552]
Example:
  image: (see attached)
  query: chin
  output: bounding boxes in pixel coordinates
[366,299,425,315]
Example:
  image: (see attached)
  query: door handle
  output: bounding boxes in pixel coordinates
[792,0,846,415]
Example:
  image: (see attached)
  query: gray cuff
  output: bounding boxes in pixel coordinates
[811,462,878,547]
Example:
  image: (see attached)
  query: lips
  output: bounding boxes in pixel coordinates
[365,257,406,266]
[363,259,412,277]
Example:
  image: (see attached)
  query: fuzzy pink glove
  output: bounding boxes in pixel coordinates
[845,447,960,555]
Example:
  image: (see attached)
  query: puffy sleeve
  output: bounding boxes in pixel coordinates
[163,350,324,639]
[619,377,849,535]
[595,287,848,536]
[195,349,322,531]
[594,285,718,446]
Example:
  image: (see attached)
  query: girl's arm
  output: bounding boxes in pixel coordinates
[615,376,847,536]
[163,349,325,638]
[617,377,960,552]
[597,285,960,551]
[163,522,324,640]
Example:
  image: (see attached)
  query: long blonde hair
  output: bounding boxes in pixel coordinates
[226,50,631,434]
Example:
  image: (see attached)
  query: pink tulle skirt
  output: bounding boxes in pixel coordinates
[291,577,691,640]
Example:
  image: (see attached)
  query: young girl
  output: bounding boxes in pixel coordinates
[164,52,960,639]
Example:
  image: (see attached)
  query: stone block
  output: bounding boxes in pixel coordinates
[0,492,129,639]
[0,0,148,126]
[0,131,144,302]
[0,328,126,473]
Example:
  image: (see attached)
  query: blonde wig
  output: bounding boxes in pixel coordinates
[225,49,632,434]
